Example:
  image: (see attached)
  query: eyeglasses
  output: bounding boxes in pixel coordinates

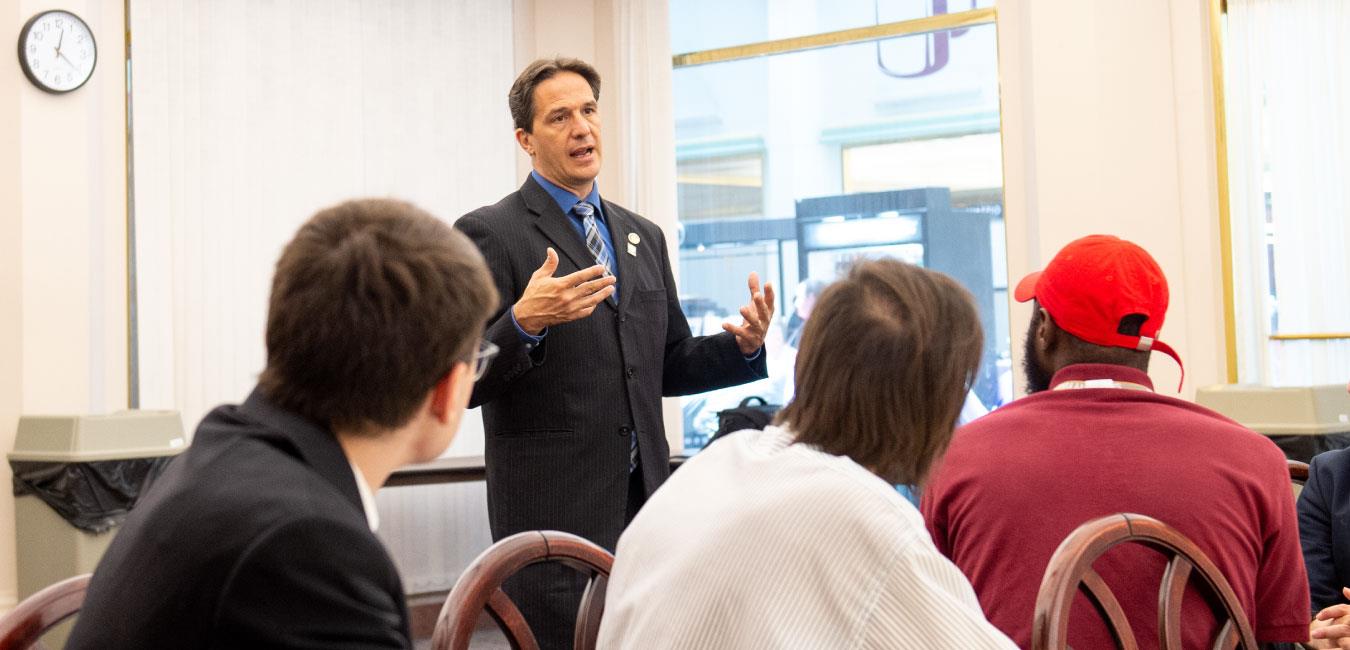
[472,340,499,381]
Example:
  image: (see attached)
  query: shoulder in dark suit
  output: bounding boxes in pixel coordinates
[66,389,410,649]
[1300,447,1350,614]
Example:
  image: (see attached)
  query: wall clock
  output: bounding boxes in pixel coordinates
[17,10,97,94]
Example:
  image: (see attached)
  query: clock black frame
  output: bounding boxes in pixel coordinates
[17,9,98,94]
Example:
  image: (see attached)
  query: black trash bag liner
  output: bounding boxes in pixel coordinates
[711,396,781,445]
[11,456,175,534]
[1268,432,1350,464]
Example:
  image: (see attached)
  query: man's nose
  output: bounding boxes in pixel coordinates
[570,113,592,137]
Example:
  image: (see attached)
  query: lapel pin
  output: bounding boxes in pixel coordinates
[627,232,639,256]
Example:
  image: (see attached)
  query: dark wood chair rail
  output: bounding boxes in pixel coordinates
[0,573,90,650]
[1031,513,1258,650]
[431,530,613,650]
[387,454,689,488]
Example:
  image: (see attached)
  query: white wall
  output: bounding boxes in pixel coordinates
[997,0,1227,398]
[1,0,129,612]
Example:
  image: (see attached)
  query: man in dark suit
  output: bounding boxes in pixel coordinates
[456,57,774,647]
[67,199,498,649]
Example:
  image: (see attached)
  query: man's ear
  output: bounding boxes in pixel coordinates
[515,128,533,157]
[1036,307,1060,354]
[429,362,472,424]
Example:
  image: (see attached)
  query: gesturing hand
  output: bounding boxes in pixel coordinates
[513,248,616,335]
[723,272,775,356]
[1309,588,1350,649]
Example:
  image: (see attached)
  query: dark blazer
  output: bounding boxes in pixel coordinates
[456,176,767,550]
[1300,447,1350,613]
[67,389,410,649]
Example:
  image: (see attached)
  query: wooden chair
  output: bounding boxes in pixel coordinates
[1031,513,1258,650]
[432,530,613,650]
[1289,459,1310,500]
[0,573,90,650]
[1289,459,1309,486]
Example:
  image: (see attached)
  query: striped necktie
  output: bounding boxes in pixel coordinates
[574,202,613,278]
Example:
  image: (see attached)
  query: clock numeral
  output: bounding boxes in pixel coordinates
[27,43,36,54]
[76,35,85,43]
[34,31,43,41]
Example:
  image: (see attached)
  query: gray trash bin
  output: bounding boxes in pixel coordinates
[9,411,185,601]
[1195,384,1350,462]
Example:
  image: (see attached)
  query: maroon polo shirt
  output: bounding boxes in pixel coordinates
[922,363,1308,648]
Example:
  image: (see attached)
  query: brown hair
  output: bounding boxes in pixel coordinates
[508,57,602,132]
[778,259,984,486]
[258,198,497,433]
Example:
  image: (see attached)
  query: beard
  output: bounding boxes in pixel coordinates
[1022,316,1055,394]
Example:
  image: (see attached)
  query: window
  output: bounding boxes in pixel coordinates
[1222,0,1350,386]
[671,1,1009,450]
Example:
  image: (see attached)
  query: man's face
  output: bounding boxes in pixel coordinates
[517,71,602,196]
[1022,308,1055,394]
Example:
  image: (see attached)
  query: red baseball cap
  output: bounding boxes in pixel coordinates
[1014,235,1183,384]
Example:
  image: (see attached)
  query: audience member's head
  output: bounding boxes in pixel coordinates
[779,259,983,486]
[258,198,497,457]
[793,278,827,319]
[1014,234,1181,393]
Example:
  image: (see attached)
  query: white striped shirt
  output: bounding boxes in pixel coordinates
[597,425,1016,649]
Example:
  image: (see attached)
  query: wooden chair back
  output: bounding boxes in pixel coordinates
[1289,459,1310,500]
[0,573,90,650]
[1288,459,1309,485]
[432,530,612,650]
[1031,513,1258,650]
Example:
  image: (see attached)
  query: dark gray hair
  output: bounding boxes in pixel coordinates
[508,58,602,132]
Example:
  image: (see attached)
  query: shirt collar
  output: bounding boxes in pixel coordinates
[530,170,603,220]
[347,460,380,532]
[1048,363,1155,392]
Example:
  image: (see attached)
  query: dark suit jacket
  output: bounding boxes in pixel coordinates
[67,389,410,649]
[456,177,767,550]
[1300,447,1350,613]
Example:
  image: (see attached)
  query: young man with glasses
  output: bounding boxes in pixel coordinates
[69,198,498,649]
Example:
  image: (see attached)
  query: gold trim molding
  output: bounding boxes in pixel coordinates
[1208,0,1239,383]
[672,8,997,68]
[1270,333,1350,342]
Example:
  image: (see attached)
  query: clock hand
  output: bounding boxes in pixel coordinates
[56,29,64,52]
[57,50,77,69]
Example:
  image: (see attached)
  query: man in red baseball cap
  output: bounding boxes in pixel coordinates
[921,234,1309,648]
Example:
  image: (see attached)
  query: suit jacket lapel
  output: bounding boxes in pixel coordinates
[521,177,598,279]
[603,199,638,316]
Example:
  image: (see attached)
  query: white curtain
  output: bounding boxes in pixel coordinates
[131,0,516,442]
[1226,0,1350,386]
[130,0,516,594]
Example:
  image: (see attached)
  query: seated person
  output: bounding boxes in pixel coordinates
[67,199,498,649]
[596,259,1017,649]
[1298,386,1350,648]
[922,234,1308,648]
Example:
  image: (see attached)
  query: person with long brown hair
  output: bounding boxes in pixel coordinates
[597,259,1014,649]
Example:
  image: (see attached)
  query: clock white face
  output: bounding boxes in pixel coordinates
[20,11,97,93]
